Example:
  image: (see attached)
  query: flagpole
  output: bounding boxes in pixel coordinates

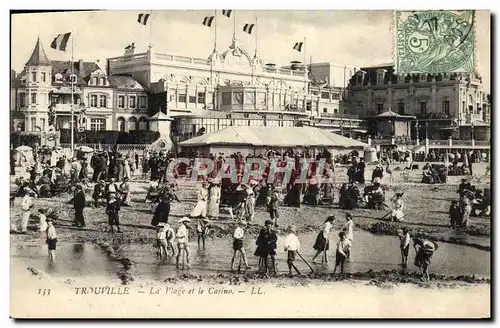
[304,37,308,94]
[255,17,258,54]
[233,10,236,40]
[70,31,75,153]
[149,10,153,48]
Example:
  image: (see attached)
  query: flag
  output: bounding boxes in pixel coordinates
[202,16,215,27]
[293,42,304,52]
[125,43,135,50]
[137,13,150,25]
[222,10,232,18]
[243,23,255,34]
[50,32,71,51]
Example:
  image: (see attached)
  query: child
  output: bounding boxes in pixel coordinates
[45,218,57,261]
[284,225,301,277]
[156,223,168,261]
[106,192,121,233]
[176,217,191,269]
[312,216,335,263]
[413,237,438,281]
[196,218,211,250]
[231,220,251,272]
[399,227,411,268]
[266,186,280,227]
[332,231,349,275]
[165,223,176,257]
[38,208,48,232]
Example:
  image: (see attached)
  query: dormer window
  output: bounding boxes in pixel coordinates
[100,77,106,86]
[70,74,77,83]
[356,71,366,85]
[54,73,63,82]
[92,77,97,85]
[376,69,387,84]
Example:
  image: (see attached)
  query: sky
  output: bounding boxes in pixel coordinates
[11,10,491,91]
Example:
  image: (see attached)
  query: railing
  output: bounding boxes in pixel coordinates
[59,143,152,153]
[428,139,449,145]
[320,113,360,119]
[453,139,473,145]
[475,140,490,146]
[108,53,148,64]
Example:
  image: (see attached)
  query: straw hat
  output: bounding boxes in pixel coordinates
[179,217,191,223]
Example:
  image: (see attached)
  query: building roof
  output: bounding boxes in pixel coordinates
[50,60,101,85]
[179,126,367,148]
[149,111,171,120]
[108,75,146,90]
[26,37,50,66]
[370,110,416,120]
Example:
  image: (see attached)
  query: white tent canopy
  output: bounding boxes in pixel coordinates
[180,126,368,149]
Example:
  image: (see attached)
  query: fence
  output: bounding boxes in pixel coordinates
[59,143,152,153]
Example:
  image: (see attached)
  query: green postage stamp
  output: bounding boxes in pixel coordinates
[395,10,476,74]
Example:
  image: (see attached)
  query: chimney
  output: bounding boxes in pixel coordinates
[78,59,84,71]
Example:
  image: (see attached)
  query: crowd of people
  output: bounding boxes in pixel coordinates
[9,143,487,280]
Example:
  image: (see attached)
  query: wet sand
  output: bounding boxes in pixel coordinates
[11,257,490,319]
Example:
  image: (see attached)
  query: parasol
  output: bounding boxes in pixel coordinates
[15,145,32,152]
[75,145,94,153]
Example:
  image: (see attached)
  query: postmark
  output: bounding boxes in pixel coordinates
[395,10,476,74]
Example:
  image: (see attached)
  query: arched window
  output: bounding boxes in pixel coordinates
[128,116,137,131]
[138,117,148,131]
[117,117,125,132]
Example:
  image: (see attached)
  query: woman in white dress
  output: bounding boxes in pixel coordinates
[190,181,209,218]
[391,192,405,222]
[124,154,132,180]
[207,180,221,220]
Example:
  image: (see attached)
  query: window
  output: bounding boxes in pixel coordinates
[128,117,137,131]
[321,92,329,99]
[178,93,186,103]
[189,96,196,104]
[30,118,36,131]
[443,101,450,115]
[377,72,384,84]
[31,72,37,82]
[70,74,77,83]
[118,95,125,108]
[19,93,26,107]
[331,93,340,100]
[138,117,148,130]
[40,118,46,130]
[30,93,37,105]
[197,92,206,104]
[129,96,136,108]
[99,95,107,107]
[398,102,405,115]
[220,92,230,105]
[244,92,255,105]
[100,77,106,86]
[306,101,312,111]
[117,118,125,132]
[90,95,98,107]
[90,118,106,131]
[377,103,384,114]
[323,108,327,113]
[92,77,97,85]
[420,102,427,115]
[138,96,147,109]
[41,72,46,82]
[334,108,338,113]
